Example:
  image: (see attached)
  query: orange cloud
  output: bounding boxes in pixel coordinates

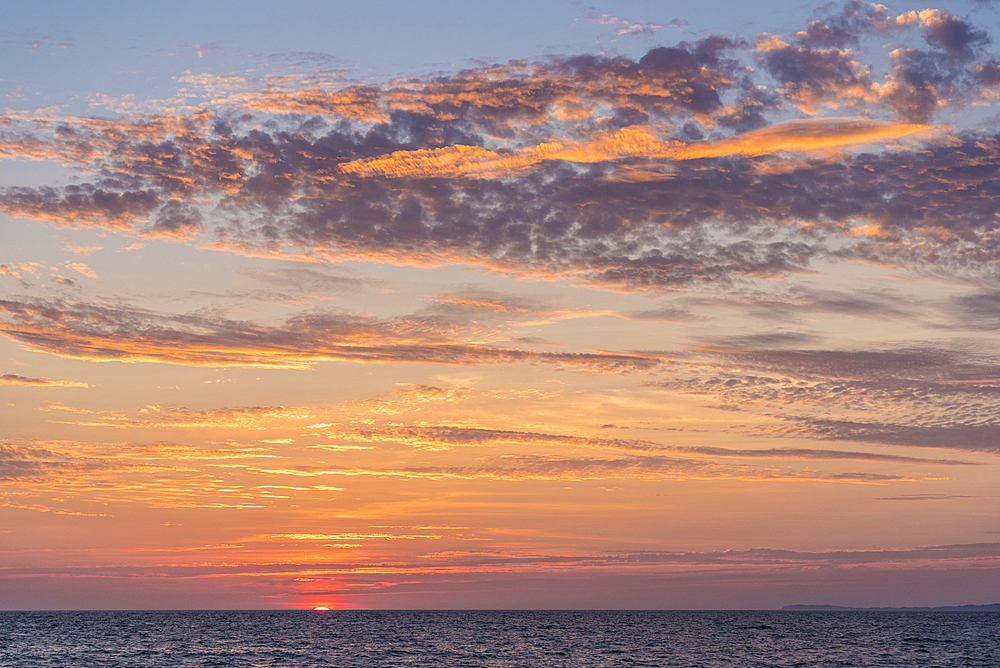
[671,118,931,158]
[339,119,930,179]
[243,455,916,483]
[0,373,88,388]
[56,405,311,430]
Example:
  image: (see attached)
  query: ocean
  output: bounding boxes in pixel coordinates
[0,610,997,667]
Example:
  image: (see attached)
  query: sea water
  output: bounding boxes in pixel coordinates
[0,609,997,667]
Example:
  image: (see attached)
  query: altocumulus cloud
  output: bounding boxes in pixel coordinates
[2,2,1000,293]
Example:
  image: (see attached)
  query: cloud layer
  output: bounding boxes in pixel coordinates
[2,2,1000,293]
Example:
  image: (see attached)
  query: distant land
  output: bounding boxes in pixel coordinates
[783,604,1000,611]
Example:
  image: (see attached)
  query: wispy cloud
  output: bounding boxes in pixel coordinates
[0,297,663,372]
[585,11,663,39]
[243,454,919,484]
[0,373,87,388]
[650,340,1000,453]
[56,405,311,429]
[0,442,166,484]
[321,424,976,465]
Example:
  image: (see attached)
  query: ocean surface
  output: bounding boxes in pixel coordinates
[0,610,997,667]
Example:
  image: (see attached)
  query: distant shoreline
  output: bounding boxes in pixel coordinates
[782,604,1000,611]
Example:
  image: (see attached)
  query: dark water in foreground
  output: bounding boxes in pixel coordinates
[0,610,997,667]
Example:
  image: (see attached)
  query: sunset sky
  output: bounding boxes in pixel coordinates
[3,0,1000,610]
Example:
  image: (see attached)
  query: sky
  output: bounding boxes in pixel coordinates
[3,0,1000,610]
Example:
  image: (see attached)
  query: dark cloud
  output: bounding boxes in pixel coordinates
[919,10,990,62]
[948,292,1000,330]
[0,184,159,228]
[759,43,873,112]
[756,3,992,119]
[148,198,203,237]
[711,332,820,348]
[698,346,987,379]
[976,59,1000,86]
[768,415,1000,453]
[794,1,906,49]
[879,49,961,123]
[627,306,695,322]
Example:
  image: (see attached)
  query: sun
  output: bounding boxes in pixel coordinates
[313,606,331,611]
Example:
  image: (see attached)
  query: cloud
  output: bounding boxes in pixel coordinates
[0,297,664,372]
[0,185,159,229]
[8,114,971,291]
[0,373,87,388]
[0,443,161,483]
[323,423,977,465]
[652,341,1000,453]
[1,7,999,294]
[334,384,473,418]
[147,199,203,238]
[3,115,995,292]
[65,262,96,279]
[711,331,820,348]
[585,12,663,38]
[947,292,1000,330]
[690,344,997,380]
[324,424,687,452]
[95,442,276,460]
[337,119,928,179]
[760,416,1000,454]
[246,454,913,483]
[918,10,990,62]
[776,288,915,320]
[758,42,876,113]
[625,306,694,322]
[664,345,1000,413]
[0,438,282,509]
[58,405,311,429]
[790,2,914,49]
[239,267,372,296]
[61,240,103,255]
